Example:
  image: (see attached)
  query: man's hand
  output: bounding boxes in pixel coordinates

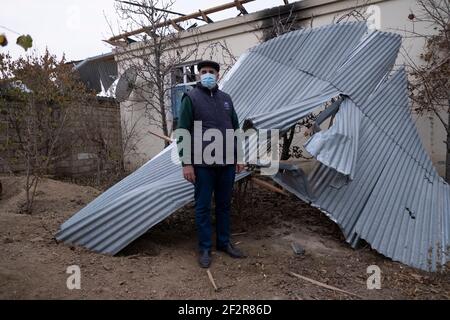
[183,165,196,183]
[236,164,245,174]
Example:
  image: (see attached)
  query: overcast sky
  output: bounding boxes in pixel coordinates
[1,0,287,61]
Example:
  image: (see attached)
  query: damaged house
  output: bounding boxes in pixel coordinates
[112,0,447,176]
[56,0,449,271]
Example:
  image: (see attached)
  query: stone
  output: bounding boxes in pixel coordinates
[291,242,305,256]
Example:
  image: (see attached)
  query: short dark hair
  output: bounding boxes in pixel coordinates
[197,60,220,72]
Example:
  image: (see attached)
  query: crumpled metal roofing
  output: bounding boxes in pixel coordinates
[272,69,449,271]
[56,22,449,271]
[56,143,250,254]
[304,98,361,180]
[75,52,118,93]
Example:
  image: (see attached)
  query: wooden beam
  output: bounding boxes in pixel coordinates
[251,177,287,196]
[147,130,172,143]
[108,0,255,41]
[199,10,213,23]
[169,19,184,32]
[289,272,363,299]
[206,269,219,291]
[116,1,205,22]
[234,0,248,14]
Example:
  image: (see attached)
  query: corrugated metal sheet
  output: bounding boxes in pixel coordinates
[239,30,401,131]
[272,69,449,271]
[57,22,449,270]
[75,52,118,92]
[222,22,449,271]
[304,98,361,179]
[222,22,368,123]
[56,143,250,254]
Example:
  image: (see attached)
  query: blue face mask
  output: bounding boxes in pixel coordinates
[200,73,217,89]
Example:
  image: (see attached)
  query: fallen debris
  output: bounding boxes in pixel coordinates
[231,232,247,236]
[147,130,173,144]
[206,269,218,291]
[251,177,287,196]
[288,272,362,299]
[291,242,305,256]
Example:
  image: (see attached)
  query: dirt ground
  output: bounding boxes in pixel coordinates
[0,174,449,300]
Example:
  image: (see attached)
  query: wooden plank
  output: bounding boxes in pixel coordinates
[108,0,255,41]
[251,177,287,196]
[169,19,184,32]
[234,0,248,14]
[289,272,363,299]
[206,269,218,291]
[199,10,213,23]
[147,130,172,143]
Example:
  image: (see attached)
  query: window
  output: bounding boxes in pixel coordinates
[171,62,199,86]
[170,61,199,129]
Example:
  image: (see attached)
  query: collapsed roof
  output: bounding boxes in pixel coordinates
[106,0,256,46]
[56,22,449,271]
[73,52,118,93]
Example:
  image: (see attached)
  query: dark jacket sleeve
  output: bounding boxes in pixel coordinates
[177,94,194,130]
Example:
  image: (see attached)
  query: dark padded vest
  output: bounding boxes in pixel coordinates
[184,84,236,166]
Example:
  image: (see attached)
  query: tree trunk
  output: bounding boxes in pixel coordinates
[446,100,450,183]
[159,89,169,147]
[153,42,170,147]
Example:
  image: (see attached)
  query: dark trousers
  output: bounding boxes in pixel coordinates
[194,165,236,251]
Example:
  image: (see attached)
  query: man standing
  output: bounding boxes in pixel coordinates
[176,60,245,268]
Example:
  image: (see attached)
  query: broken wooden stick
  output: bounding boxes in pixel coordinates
[251,177,287,196]
[231,232,247,236]
[148,130,172,143]
[288,272,363,299]
[206,269,218,291]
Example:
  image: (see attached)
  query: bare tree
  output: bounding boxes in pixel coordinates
[0,50,94,213]
[112,0,199,144]
[403,0,449,181]
[120,113,145,164]
[332,0,373,24]
[259,5,307,43]
[200,40,237,82]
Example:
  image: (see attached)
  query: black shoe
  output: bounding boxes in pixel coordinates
[217,243,246,258]
[199,250,211,268]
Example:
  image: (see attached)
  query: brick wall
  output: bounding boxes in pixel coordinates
[0,97,124,178]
